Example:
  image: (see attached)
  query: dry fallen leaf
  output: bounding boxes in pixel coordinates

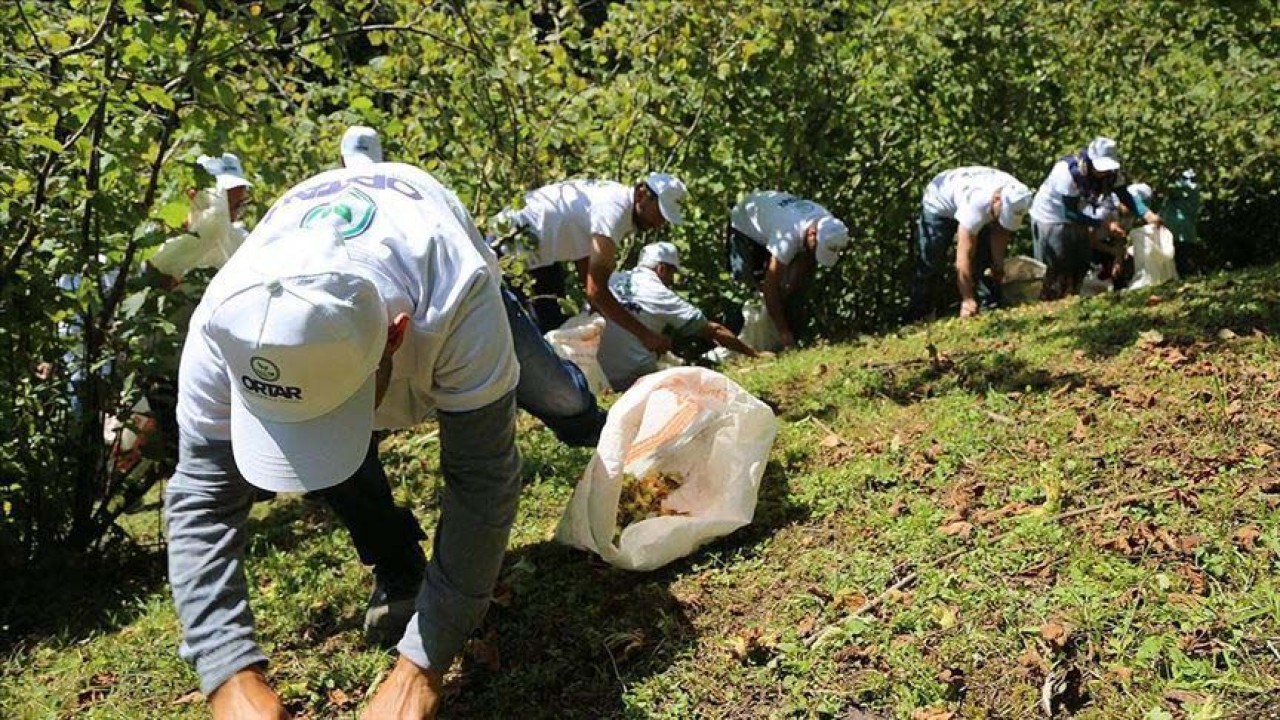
[795,615,816,637]
[1164,689,1208,706]
[173,690,204,705]
[939,521,974,538]
[820,433,844,448]
[1019,645,1046,671]
[1234,525,1262,550]
[1252,442,1277,458]
[910,707,955,720]
[889,497,908,517]
[327,688,353,708]
[1040,621,1071,649]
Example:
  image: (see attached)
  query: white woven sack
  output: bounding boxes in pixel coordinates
[555,367,777,571]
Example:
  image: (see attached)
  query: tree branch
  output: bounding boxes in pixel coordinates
[53,0,118,59]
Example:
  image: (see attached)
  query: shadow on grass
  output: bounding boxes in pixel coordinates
[857,350,1089,406]
[0,492,348,658]
[0,545,168,656]
[444,460,808,719]
[982,272,1280,359]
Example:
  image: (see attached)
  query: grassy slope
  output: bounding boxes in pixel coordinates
[3,266,1280,719]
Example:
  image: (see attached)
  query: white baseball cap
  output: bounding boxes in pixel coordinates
[197,153,253,191]
[644,172,688,225]
[813,216,849,268]
[1127,183,1153,203]
[341,126,383,167]
[1086,136,1121,172]
[998,183,1034,231]
[206,226,388,493]
[638,241,681,271]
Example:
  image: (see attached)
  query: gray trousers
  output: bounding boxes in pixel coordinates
[1032,220,1090,299]
[165,390,521,695]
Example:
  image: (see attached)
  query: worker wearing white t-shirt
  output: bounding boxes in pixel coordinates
[1029,137,1163,299]
[907,167,1033,320]
[598,242,761,390]
[148,153,254,285]
[497,174,688,352]
[727,191,849,349]
[165,163,520,719]
[335,126,607,450]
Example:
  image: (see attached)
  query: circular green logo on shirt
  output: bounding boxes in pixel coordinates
[250,356,280,382]
[300,187,376,239]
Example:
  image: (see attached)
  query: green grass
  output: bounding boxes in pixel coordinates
[5,266,1280,719]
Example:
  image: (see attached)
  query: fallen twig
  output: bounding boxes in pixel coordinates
[984,409,1016,425]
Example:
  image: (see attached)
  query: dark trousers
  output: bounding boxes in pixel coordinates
[514,263,569,334]
[907,212,1002,321]
[311,438,427,577]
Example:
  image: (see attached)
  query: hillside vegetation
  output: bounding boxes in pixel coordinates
[3,0,1278,564]
[3,266,1279,718]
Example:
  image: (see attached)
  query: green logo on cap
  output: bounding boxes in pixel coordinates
[301,187,376,239]
[250,356,281,382]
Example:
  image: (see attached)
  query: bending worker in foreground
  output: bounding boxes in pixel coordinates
[166,162,523,719]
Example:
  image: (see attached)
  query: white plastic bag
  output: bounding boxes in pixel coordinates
[1128,225,1178,289]
[555,367,778,571]
[1079,268,1112,297]
[1001,255,1045,305]
[544,312,611,395]
[739,299,782,353]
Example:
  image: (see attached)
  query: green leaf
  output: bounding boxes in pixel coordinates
[351,96,374,111]
[136,84,175,111]
[44,31,72,53]
[156,199,189,229]
[25,135,64,153]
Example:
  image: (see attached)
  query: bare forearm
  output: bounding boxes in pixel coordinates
[955,230,977,302]
[708,323,758,357]
[588,284,652,341]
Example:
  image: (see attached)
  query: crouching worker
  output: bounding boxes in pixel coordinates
[906,166,1033,320]
[165,162,522,719]
[598,242,762,391]
[726,191,849,350]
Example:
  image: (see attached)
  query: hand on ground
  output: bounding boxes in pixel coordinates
[362,656,444,720]
[209,666,290,720]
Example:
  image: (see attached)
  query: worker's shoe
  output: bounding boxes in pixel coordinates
[364,562,424,648]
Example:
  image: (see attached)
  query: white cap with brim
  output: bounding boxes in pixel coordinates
[198,153,253,191]
[1127,183,1153,203]
[813,216,849,268]
[341,126,383,167]
[1086,136,1121,173]
[638,241,681,270]
[998,183,1034,231]
[644,172,688,226]
[208,226,387,493]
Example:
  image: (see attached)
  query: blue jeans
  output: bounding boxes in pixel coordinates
[502,285,606,448]
[907,212,1001,321]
